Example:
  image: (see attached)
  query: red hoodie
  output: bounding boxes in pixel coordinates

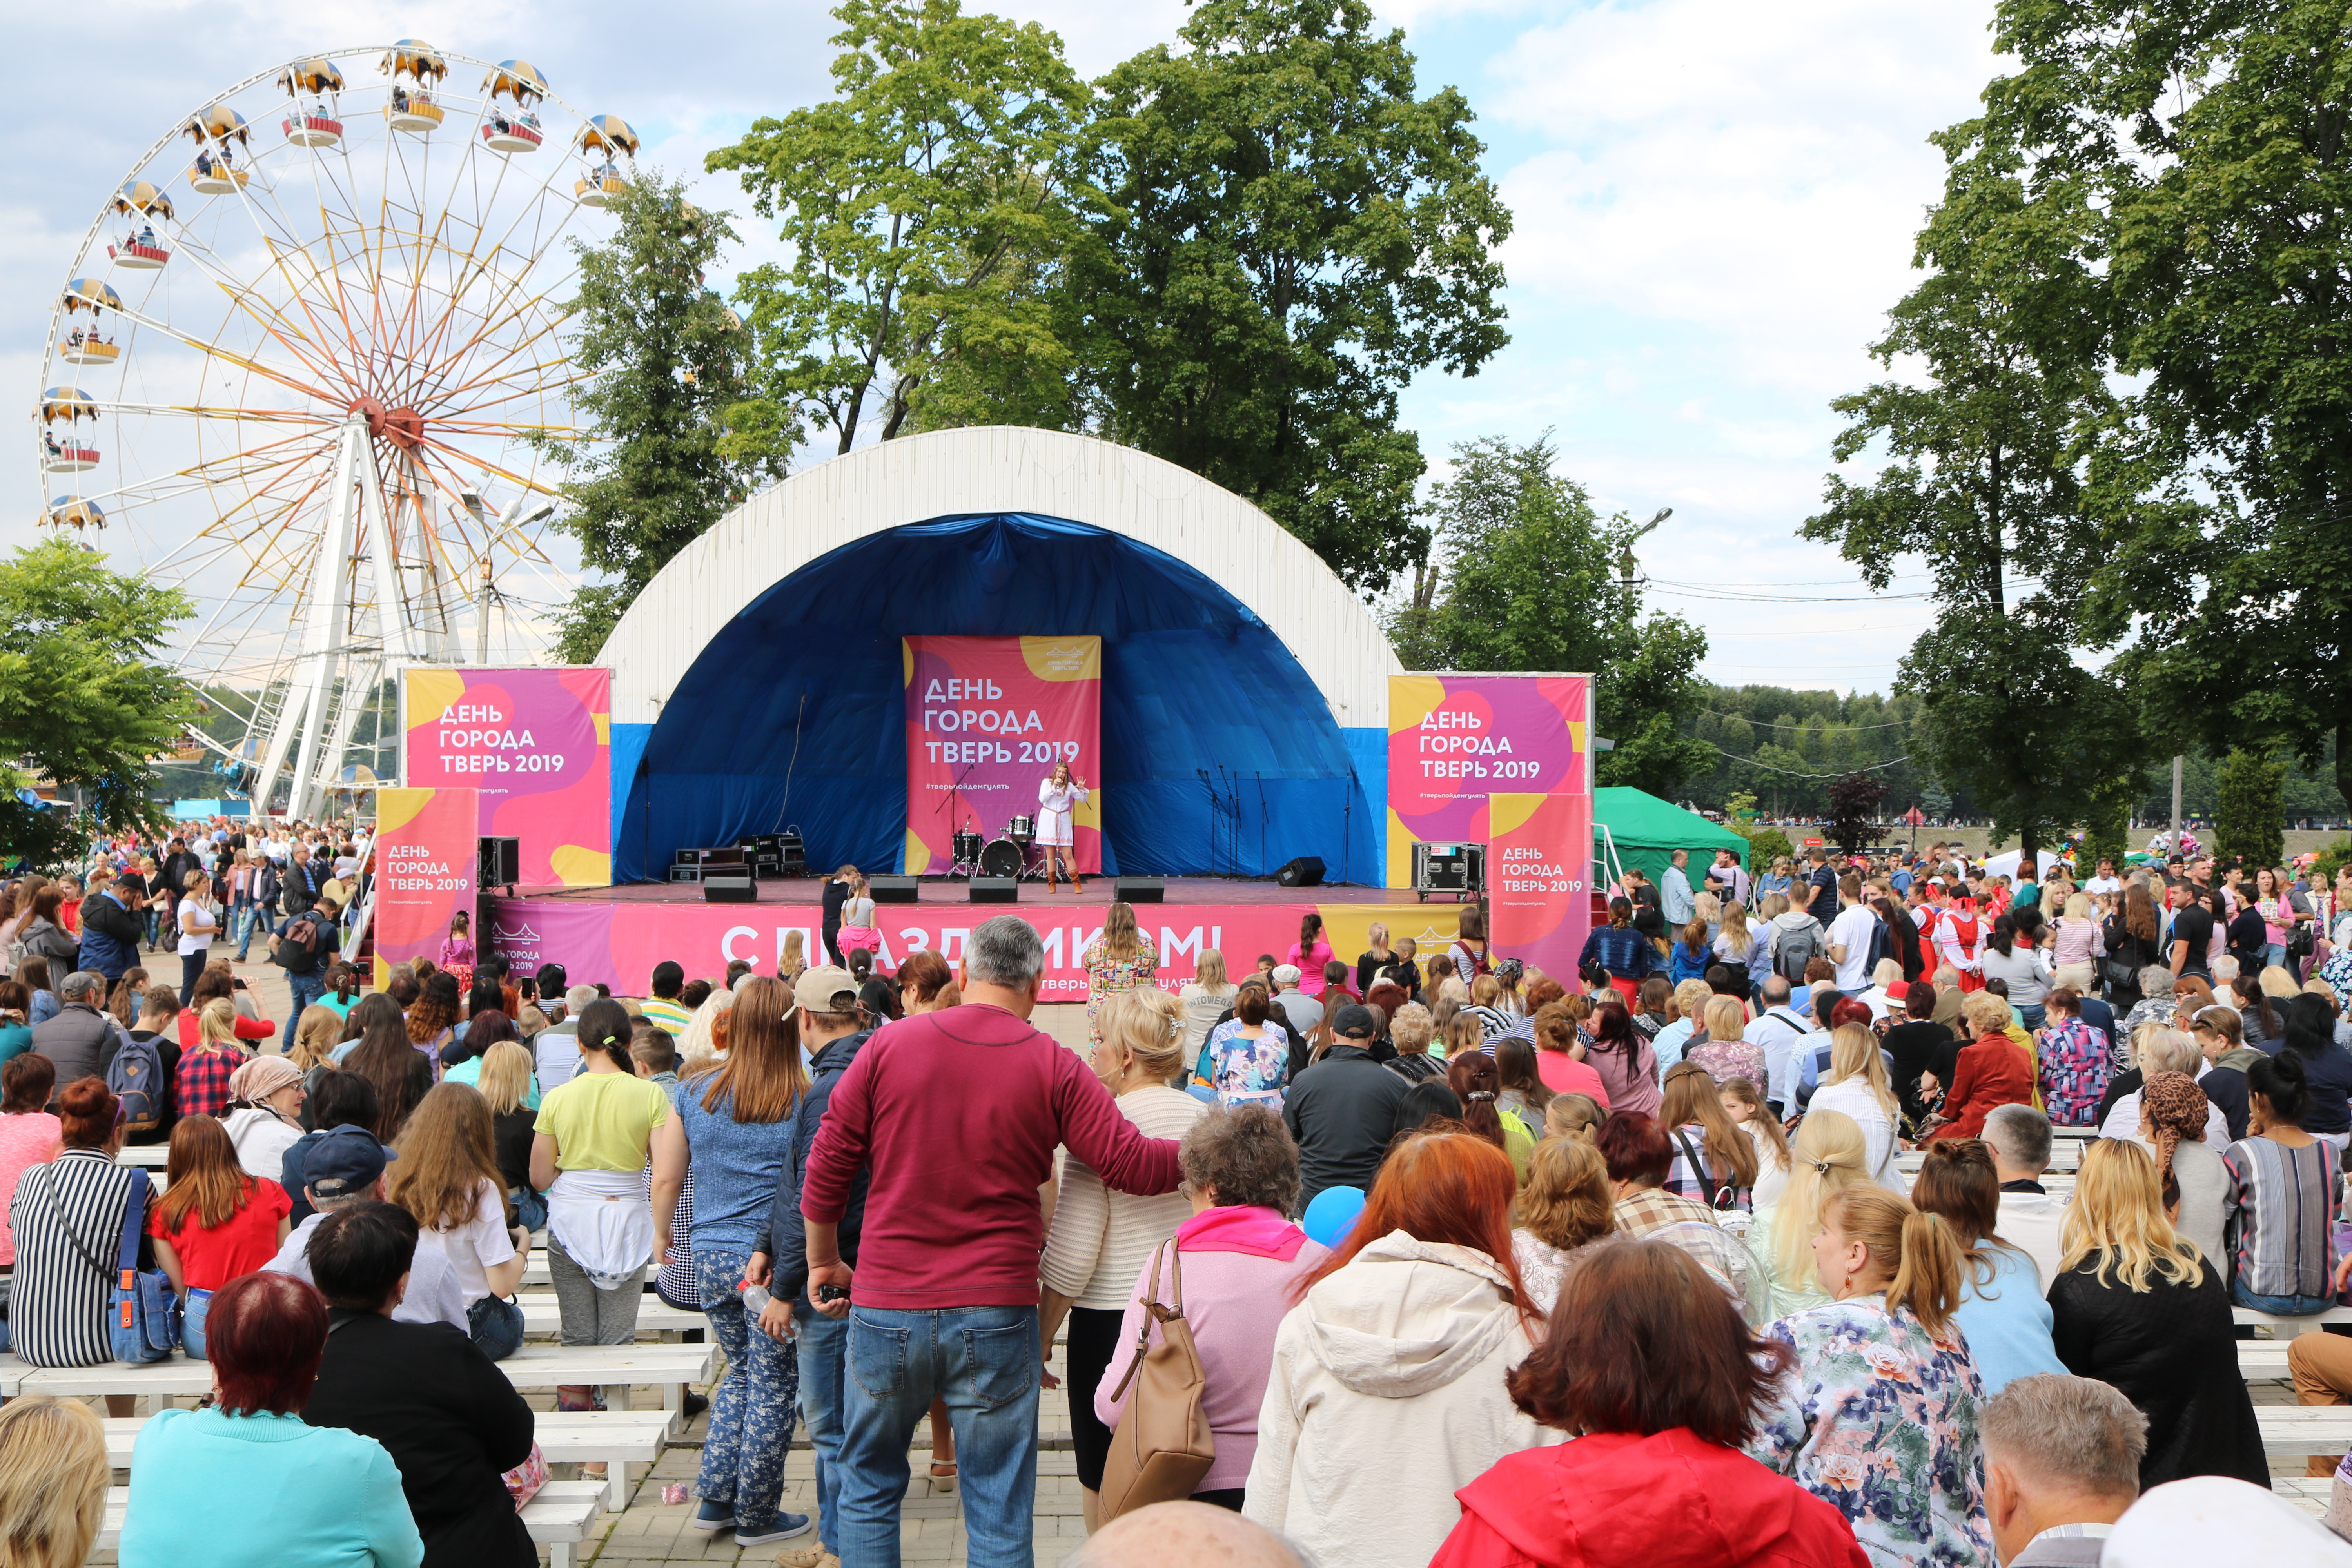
[1430,1428,1870,1568]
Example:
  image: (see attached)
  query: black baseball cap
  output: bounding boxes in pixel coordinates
[303,1125,391,1197]
[1332,1004,1378,1041]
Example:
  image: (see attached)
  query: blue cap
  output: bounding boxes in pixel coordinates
[303,1125,390,1197]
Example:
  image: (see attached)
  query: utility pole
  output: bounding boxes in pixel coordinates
[2170,755,2184,848]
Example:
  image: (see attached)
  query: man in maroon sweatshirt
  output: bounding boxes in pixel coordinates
[800,914,1181,1568]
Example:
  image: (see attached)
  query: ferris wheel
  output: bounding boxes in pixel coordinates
[34,42,641,821]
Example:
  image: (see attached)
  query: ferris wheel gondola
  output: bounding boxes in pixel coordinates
[37,42,637,821]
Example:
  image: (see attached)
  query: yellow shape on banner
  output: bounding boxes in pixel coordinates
[1385,806,1414,889]
[902,639,915,688]
[1490,793,1547,838]
[375,787,436,837]
[1019,636,1100,682]
[550,845,611,886]
[1568,720,1586,751]
[593,713,610,745]
[904,828,932,875]
[1076,788,1102,829]
[1388,675,1446,735]
[405,669,465,730]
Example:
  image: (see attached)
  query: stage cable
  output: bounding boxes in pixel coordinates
[771,692,809,835]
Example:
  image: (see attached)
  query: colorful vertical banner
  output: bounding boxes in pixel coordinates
[401,667,612,887]
[903,636,1103,875]
[1386,674,1591,888]
[372,786,477,987]
[1488,790,1595,980]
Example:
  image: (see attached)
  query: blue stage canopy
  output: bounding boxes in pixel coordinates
[613,513,1381,884]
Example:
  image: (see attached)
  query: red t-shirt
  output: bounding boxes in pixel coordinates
[147,1178,291,1290]
[1534,1049,1612,1109]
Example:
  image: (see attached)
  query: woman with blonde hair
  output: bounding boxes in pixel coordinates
[1511,1136,1614,1310]
[1687,995,1767,1086]
[1747,1184,1991,1565]
[2050,890,2106,994]
[1652,978,1716,1069]
[1745,1108,1866,1317]
[177,996,249,1120]
[1178,947,1237,1056]
[477,1040,544,1232]
[1923,990,2034,1141]
[388,1081,529,1359]
[1040,984,1204,1530]
[1719,1076,1792,1209]
[287,1002,343,1078]
[1544,1091,1606,1142]
[835,871,881,960]
[778,929,806,982]
[1715,898,1763,998]
[1659,1061,1757,1212]
[2045,1138,2267,1488]
[0,1395,108,1568]
[1808,1022,1902,1187]
[1079,900,1158,1020]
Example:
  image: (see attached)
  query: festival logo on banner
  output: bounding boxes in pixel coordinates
[403,667,612,887]
[904,636,1102,875]
[487,898,1461,1001]
[1487,790,1595,980]
[1385,674,1590,889]
[373,787,477,987]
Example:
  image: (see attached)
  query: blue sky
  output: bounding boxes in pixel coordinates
[4,0,2003,693]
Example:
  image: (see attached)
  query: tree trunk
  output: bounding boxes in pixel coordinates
[2336,717,2352,821]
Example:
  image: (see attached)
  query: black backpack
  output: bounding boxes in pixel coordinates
[1775,921,1822,985]
[272,912,325,974]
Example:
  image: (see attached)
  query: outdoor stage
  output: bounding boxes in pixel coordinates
[485,876,1468,1002]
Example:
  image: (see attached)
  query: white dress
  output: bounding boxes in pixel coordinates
[1037,778,1088,848]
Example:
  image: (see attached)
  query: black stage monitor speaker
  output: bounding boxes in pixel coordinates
[969,877,1020,903]
[1112,877,1165,904]
[703,872,756,904]
[479,836,520,887]
[869,875,920,904]
[1275,856,1326,888]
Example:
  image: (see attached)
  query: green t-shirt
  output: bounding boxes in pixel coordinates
[641,998,694,1036]
[533,1070,669,1171]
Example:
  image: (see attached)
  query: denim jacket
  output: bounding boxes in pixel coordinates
[757,1027,874,1301]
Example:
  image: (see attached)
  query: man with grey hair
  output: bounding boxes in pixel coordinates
[30,970,114,1098]
[1980,1373,2147,1564]
[1067,1500,1312,1568]
[2119,965,2183,1050]
[1985,1104,2067,1287]
[800,914,1183,1568]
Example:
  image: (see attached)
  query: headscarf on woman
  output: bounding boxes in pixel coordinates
[2141,1070,2210,1187]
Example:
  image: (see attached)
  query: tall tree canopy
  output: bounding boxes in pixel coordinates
[1078,0,1511,590]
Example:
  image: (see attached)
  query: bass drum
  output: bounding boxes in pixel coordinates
[979,838,1027,878]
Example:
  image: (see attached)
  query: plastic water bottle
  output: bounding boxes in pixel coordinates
[739,1281,774,1315]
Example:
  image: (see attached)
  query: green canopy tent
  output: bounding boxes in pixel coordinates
[1592,787,1749,890]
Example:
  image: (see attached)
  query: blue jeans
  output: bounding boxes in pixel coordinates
[469,1294,524,1361]
[838,1304,1040,1568]
[183,1288,214,1359]
[232,904,259,958]
[794,1300,849,1557]
[2234,1283,2336,1316]
[2017,1004,2047,1031]
[287,973,325,1020]
[695,1247,800,1532]
[2265,942,2288,971]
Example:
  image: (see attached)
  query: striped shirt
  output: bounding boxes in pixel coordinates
[641,998,694,1036]
[1038,1086,1206,1310]
[2219,1134,2341,1301]
[8,1149,147,1367]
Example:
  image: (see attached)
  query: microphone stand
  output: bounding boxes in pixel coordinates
[1216,766,1236,876]
[943,760,978,876]
[1197,769,1221,877]
[1255,772,1267,877]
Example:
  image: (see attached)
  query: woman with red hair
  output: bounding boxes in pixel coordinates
[1432,1239,1870,1568]
[1243,1131,1559,1568]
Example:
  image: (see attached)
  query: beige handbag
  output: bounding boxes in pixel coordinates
[1094,1239,1216,1523]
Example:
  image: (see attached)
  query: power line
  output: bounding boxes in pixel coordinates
[1704,742,1912,779]
[1699,710,1913,731]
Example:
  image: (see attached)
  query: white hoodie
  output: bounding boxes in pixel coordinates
[1242,1230,1562,1568]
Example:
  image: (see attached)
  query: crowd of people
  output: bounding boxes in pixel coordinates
[0,826,2349,1567]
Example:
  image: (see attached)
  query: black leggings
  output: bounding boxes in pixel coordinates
[1065,1305,1125,1493]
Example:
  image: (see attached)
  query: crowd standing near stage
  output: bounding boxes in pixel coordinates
[1,829,2351,1565]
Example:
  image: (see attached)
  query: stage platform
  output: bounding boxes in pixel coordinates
[485,877,1467,1001]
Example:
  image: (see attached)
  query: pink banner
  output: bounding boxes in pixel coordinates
[486,897,1464,1003]
[1488,790,1594,980]
[373,787,477,986]
[1386,675,1591,888]
[904,637,1102,875]
[402,666,612,887]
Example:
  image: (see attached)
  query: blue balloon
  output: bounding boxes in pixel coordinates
[1301,1185,1366,1249]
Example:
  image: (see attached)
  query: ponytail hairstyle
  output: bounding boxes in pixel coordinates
[1298,911,1323,949]
[2248,1047,2310,1129]
[1774,1108,1867,1290]
[573,999,636,1071]
[1825,1184,1964,1341]
[1444,1050,1508,1151]
[1910,1138,2012,1288]
[1987,914,2017,959]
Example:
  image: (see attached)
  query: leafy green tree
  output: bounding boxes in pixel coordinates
[0,541,195,865]
[709,0,1095,456]
[1389,434,1711,796]
[1802,134,2146,862]
[1966,0,2352,804]
[1080,0,1511,590]
[2213,748,2288,869]
[543,172,777,662]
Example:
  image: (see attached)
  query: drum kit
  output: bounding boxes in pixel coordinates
[954,815,1046,879]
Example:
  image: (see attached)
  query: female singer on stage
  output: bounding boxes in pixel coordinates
[1038,760,1089,893]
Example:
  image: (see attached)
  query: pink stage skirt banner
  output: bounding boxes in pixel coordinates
[903,636,1102,876]
[1488,790,1594,980]
[486,897,1463,1003]
[373,787,478,987]
[402,666,612,887]
[1386,674,1591,889]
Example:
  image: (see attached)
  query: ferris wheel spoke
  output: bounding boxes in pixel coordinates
[161,219,368,392]
[417,174,579,375]
[411,258,579,397]
[109,302,345,407]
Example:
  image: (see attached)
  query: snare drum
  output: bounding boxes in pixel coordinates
[951,830,984,865]
[980,838,1027,878]
[1005,814,1036,842]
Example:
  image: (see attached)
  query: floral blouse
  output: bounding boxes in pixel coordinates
[1748,1294,1994,1568]
[1080,934,1158,1020]
[2035,1018,2109,1127]
[1202,1017,1292,1106]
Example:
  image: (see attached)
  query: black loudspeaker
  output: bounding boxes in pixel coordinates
[969,877,1020,903]
[478,836,520,886]
[1112,877,1165,904]
[703,873,756,904]
[869,875,920,904]
[1275,856,1325,888]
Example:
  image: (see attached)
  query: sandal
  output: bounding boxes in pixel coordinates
[929,1461,957,1492]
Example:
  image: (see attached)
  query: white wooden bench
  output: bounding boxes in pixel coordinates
[2259,1407,2352,1456]
[101,1408,669,1512]
[114,1145,169,1169]
[2236,1305,2352,1337]
[2243,1341,2294,1381]
[517,1291,704,1338]
[98,1479,608,1566]
[2276,1475,2335,1520]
